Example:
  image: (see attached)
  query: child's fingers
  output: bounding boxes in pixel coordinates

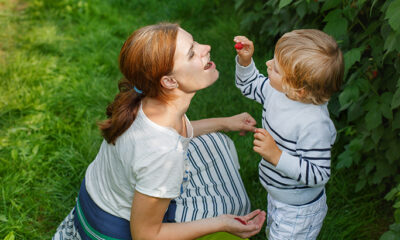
[253,132,265,140]
[253,146,262,154]
[233,36,250,43]
[233,36,253,51]
[254,128,268,135]
[253,139,263,147]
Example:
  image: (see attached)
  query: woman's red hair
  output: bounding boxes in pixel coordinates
[98,23,179,144]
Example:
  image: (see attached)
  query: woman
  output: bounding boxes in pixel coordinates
[53,22,265,240]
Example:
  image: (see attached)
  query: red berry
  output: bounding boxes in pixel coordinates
[234,217,247,225]
[372,70,377,78]
[235,42,243,50]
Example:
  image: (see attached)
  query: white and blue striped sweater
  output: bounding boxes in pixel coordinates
[235,57,336,205]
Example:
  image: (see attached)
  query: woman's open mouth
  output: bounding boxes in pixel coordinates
[204,61,214,70]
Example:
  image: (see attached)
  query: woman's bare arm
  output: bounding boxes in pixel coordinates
[191,112,256,137]
[130,191,265,240]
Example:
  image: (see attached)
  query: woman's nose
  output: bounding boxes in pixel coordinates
[201,44,211,56]
[266,60,272,67]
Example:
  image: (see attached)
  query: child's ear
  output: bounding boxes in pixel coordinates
[160,76,179,89]
[298,88,306,97]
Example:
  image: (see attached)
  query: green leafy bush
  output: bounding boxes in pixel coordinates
[234,0,400,237]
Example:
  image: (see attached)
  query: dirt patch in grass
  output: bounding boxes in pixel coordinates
[0,0,29,65]
[0,0,29,12]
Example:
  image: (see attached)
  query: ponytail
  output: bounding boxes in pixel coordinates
[98,78,143,145]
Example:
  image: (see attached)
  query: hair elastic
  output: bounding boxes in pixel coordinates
[133,86,143,94]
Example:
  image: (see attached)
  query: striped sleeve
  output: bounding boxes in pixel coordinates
[235,56,268,105]
[275,121,334,187]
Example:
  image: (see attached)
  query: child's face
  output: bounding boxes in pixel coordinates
[266,57,283,92]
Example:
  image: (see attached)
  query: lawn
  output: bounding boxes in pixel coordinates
[0,0,392,239]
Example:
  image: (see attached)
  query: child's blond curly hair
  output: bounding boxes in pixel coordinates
[275,29,344,105]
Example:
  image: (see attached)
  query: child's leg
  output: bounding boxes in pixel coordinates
[265,193,327,240]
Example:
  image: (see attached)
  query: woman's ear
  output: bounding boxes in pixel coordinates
[160,76,179,89]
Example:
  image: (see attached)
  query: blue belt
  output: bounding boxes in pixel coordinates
[73,179,131,240]
[73,179,178,240]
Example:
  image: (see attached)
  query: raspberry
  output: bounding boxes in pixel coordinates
[234,42,243,50]
[372,70,378,78]
[234,217,247,225]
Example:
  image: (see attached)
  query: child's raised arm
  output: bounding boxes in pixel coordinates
[234,36,254,67]
[234,36,269,106]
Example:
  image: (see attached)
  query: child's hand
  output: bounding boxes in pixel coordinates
[225,112,257,135]
[253,128,282,166]
[233,36,254,67]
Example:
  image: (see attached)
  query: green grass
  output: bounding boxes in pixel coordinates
[0,0,392,239]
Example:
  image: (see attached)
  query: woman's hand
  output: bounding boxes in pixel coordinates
[220,209,266,239]
[233,36,254,67]
[224,112,257,136]
[253,128,282,166]
[191,113,256,137]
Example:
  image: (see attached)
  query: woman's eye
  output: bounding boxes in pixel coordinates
[189,51,195,59]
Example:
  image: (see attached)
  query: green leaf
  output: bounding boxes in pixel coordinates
[295,1,307,18]
[385,186,400,200]
[371,126,384,144]
[339,84,359,111]
[372,160,395,184]
[343,47,363,76]
[11,149,18,160]
[321,0,341,12]
[380,231,399,240]
[365,109,382,130]
[355,179,366,192]
[4,232,15,240]
[380,92,393,120]
[323,10,348,40]
[32,144,40,156]
[347,101,364,122]
[394,201,400,208]
[355,77,370,93]
[278,0,293,9]
[385,141,400,164]
[365,159,375,174]
[392,84,400,109]
[349,137,363,152]
[234,0,245,10]
[381,103,393,120]
[358,0,368,7]
[385,0,400,31]
[384,32,400,53]
[395,209,400,223]
[337,150,353,169]
[389,222,400,232]
[393,111,400,130]
[0,215,7,222]
[370,0,379,16]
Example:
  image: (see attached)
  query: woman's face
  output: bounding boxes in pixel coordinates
[171,28,219,93]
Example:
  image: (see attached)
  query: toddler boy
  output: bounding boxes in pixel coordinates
[234,29,344,239]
